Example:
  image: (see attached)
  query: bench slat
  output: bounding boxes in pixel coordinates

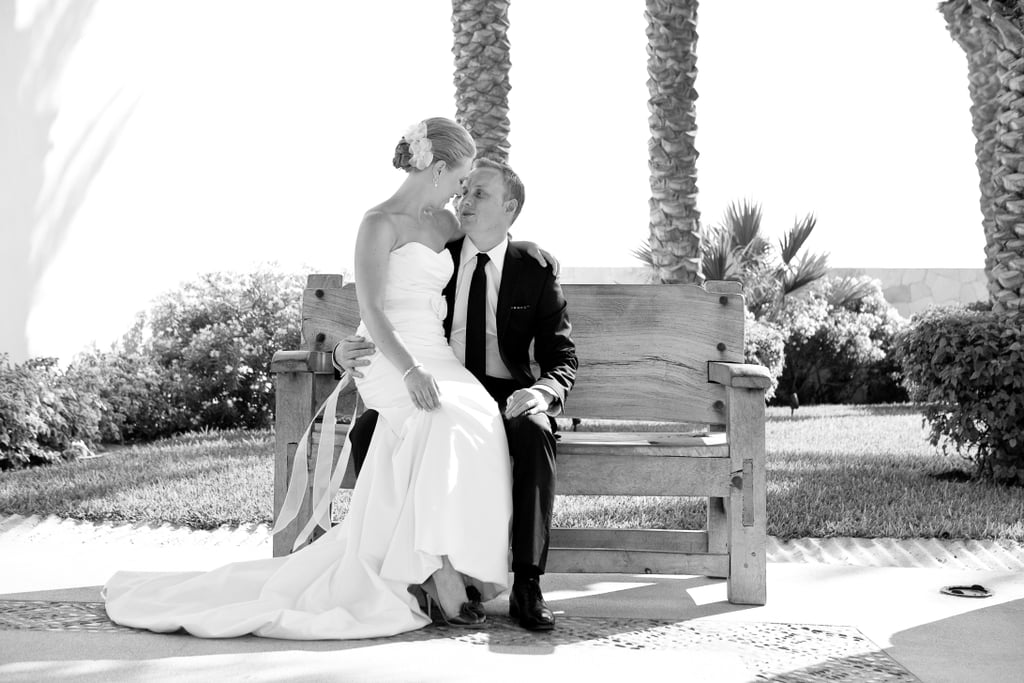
[311,426,732,496]
[550,528,708,554]
[559,431,727,457]
[546,548,729,577]
[557,452,732,496]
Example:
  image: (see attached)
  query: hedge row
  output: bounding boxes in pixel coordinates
[1,268,303,470]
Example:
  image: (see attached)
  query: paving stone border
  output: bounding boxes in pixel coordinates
[0,600,915,682]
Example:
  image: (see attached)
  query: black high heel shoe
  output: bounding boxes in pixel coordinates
[421,580,486,627]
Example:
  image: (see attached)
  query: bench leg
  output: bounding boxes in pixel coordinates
[706,496,728,578]
[725,386,767,605]
[273,371,316,557]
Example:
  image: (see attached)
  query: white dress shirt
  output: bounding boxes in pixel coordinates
[450,238,514,379]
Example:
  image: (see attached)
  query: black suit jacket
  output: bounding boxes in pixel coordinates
[442,238,577,410]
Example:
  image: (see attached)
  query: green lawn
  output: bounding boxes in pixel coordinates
[1,404,1021,540]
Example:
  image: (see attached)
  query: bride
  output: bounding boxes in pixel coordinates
[103,118,521,639]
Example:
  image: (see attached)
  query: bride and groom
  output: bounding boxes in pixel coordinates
[102,117,578,639]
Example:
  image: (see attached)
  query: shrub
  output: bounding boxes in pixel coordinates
[774,276,908,405]
[1,267,306,461]
[0,354,102,470]
[744,312,784,402]
[894,302,1024,485]
[70,324,187,443]
[142,267,304,433]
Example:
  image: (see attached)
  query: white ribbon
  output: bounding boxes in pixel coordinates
[271,372,356,552]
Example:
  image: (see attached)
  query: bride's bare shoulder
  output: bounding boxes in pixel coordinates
[360,207,397,230]
[357,210,401,252]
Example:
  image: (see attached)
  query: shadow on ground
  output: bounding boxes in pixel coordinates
[888,594,1024,682]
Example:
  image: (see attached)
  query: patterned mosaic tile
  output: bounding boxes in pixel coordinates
[0,600,914,682]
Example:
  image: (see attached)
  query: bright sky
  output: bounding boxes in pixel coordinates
[24,0,984,360]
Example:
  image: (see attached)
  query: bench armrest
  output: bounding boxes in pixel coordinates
[708,362,772,390]
[270,350,334,375]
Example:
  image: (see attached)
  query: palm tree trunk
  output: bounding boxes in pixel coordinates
[941,0,1024,315]
[645,0,702,284]
[942,1,1001,276]
[451,0,511,163]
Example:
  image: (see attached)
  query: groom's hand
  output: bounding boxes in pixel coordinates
[333,335,376,378]
[504,387,551,419]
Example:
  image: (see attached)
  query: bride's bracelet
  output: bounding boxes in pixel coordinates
[402,363,423,380]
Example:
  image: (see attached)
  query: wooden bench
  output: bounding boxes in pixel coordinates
[270,274,770,605]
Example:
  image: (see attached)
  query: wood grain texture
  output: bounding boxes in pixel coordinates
[311,427,731,495]
[269,350,333,375]
[546,548,729,576]
[725,386,768,605]
[557,452,731,496]
[706,496,728,559]
[708,361,773,389]
[550,528,708,554]
[560,284,742,423]
[272,372,315,557]
[295,280,745,424]
[559,430,726,457]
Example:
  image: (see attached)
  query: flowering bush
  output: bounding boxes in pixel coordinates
[744,312,784,402]
[894,302,1024,484]
[0,354,103,470]
[1,267,306,466]
[142,267,304,433]
[773,276,908,405]
[70,324,187,442]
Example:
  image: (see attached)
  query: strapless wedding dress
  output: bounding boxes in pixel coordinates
[102,242,513,639]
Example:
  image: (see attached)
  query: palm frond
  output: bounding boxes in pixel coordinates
[782,252,830,295]
[633,242,654,266]
[826,276,878,310]
[779,212,819,265]
[701,227,741,281]
[722,199,764,250]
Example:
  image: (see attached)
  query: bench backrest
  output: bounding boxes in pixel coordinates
[299,274,746,425]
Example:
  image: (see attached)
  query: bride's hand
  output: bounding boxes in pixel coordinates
[520,242,561,277]
[404,365,441,411]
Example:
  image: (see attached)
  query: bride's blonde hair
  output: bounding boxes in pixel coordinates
[393,117,476,172]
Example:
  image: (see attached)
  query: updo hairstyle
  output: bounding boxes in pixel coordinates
[392,117,476,172]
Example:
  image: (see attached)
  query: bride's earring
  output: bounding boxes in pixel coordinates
[433,176,439,188]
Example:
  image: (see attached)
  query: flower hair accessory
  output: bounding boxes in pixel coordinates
[403,121,433,170]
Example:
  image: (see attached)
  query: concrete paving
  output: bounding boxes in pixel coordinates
[2,515,1023,682]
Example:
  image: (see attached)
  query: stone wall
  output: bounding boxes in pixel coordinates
[559,267,989,319]
[828,268,988,318]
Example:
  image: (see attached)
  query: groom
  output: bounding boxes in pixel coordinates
[336,157,577,631]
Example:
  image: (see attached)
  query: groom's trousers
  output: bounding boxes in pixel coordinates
[347,375,557,576]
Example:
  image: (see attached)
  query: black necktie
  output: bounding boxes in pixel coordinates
[465,253,490,381]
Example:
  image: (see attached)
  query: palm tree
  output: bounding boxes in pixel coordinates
[451,0,512,163]
[940,0,1024,315]
[645,0,702,284]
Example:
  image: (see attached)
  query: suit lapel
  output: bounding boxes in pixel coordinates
[497,241,523,340]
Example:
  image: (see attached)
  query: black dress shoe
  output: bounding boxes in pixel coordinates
[509,578,555,631]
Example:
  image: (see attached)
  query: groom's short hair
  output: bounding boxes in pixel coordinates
[473,157,525,224]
